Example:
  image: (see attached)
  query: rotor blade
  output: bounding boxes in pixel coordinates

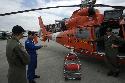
[94,4,125,9]
[0,4,81,16]
[110,6,125,9]
[93,4,111,7]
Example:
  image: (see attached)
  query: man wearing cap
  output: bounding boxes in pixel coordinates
[25,31,42,83]
[6,25,30,83]
[95,28,124,77]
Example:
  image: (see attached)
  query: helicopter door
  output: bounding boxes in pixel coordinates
[95,27,105,52]
[118,25,125,54]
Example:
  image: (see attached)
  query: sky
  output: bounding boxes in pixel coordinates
[0,0,125,32]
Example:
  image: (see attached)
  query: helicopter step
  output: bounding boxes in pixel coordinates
[117,53,125,59]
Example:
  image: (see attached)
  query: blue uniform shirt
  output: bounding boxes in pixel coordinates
[25,38,41,62]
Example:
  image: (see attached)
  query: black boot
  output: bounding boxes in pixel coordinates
[113,69,120,77]
[107,71,114,76]
[29,80,36,83]
[34,75,40,79]
[113,71,120,77]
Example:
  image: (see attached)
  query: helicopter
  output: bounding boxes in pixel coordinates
[0,0,125,64]
[38,0,125,64]
[0,31,11,40]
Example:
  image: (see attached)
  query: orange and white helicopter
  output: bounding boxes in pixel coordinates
[38,0,125,64]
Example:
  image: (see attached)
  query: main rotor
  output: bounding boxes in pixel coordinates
[0,0,125,16]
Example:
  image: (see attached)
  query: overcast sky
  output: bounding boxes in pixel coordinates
[0,0,125,32]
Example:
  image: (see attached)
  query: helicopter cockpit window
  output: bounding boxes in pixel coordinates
[76,28,89,39]
[104,10,123,21]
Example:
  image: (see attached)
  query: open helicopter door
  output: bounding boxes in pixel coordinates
[120,17,125,39]
[118,17,125,58]
[94,9,125,59]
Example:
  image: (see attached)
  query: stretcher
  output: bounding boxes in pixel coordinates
[64,52,82,80]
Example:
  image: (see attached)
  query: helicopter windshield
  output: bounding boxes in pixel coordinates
[104,10,123,21]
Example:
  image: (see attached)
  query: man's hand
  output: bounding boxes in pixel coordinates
[39,45,43,48]
[111,44,119,48]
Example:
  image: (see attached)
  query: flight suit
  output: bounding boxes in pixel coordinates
[25,38,41,81]
[6,37,30,83]
[96,34,124,73]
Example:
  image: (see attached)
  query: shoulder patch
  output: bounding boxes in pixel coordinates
[26,41,30,43]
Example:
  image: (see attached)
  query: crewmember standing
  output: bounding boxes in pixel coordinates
[25,31,42,83]
[6,25,30,83]
[95,28,124,77]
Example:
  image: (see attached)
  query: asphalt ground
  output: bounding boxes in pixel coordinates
[0,38,125,83]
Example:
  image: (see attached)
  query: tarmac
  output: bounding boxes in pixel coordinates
[0,38,125,83]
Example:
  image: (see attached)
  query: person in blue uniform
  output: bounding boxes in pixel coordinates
[25,31,42,83]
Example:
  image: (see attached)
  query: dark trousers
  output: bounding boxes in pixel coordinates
[104,55,120,72]
[27,61,37,80]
